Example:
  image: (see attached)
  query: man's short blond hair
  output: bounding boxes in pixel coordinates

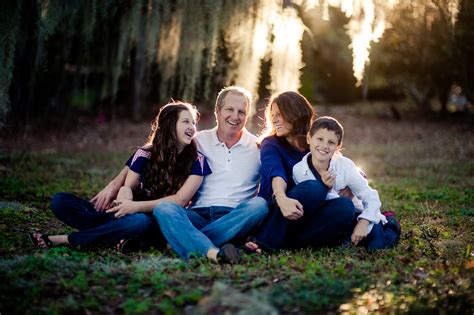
[215,86,252,112]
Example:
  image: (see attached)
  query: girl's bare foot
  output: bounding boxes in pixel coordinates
[29,233,69,249]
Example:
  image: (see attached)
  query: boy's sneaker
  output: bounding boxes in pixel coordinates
[217,243,241,264]
[382,211,401,241]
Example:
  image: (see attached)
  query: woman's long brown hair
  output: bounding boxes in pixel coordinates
[259,91,315,149]
[142,102,199,199]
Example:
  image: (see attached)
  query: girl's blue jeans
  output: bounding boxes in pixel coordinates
[51,192,164,248]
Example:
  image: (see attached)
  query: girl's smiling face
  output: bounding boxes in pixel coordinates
[176,110,196,151]
[307,128,341,162]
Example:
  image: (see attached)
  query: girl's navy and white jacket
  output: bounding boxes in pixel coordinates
[292,152,387,233]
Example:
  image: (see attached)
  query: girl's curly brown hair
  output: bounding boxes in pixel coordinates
[142,102,199,199]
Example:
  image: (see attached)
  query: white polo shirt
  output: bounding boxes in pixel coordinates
[190,127,260,208]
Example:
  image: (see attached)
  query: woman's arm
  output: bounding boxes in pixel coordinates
[260,138,304,220]
[106,175,203,218]
[272,177,304,221]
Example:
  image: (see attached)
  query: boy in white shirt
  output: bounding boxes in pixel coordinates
[292,116,400,249]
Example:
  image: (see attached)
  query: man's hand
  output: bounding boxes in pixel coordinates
[106,200,138,218]
[276,195,304,221]
[351,219,370,246]
[90,184,119,211]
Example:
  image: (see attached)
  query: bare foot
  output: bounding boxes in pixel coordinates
[244,241,262,254]
[30,233,51,248]
[31,233,68,248]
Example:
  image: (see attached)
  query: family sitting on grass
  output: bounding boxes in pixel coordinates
[29,86,401,264]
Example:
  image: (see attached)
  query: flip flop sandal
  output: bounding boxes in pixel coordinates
[28,233,53,249]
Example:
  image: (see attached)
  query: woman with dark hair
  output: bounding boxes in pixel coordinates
[245,91,355,253]
[29,102,211,252]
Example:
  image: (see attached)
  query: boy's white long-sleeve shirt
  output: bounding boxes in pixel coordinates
[292,152,387,233]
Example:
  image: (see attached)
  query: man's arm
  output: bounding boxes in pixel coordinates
[90,166,128,211]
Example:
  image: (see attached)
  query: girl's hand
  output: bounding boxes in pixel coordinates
[90,185,119,211]
[321,170,336,189]
[106,200,139,218]
[351,219,370,246]
[276,195,304,220]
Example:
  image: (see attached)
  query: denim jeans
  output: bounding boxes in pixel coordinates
[51,192,164,248]
[348,210,399,250]
[252,180,356,251]
[153,197,268,259]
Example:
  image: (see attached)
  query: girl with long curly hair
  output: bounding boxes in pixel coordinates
[29,102,211,252]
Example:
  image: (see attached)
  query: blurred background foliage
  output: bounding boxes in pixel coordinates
[0,0,472,131]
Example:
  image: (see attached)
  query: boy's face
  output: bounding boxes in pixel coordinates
[307,128,341,163]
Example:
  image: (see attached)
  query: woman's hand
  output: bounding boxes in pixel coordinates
[276,195,304,220]
[321,170,336,189]
[351,219,370,245]
[106,200,140,218]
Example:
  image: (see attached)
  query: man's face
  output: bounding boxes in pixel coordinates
[216,93,248,135]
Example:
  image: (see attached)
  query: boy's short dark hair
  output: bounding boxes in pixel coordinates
[309,116,344,145]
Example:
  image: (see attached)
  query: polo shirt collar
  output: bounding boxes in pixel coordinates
[211,127,252,147]
[210,127,221,146]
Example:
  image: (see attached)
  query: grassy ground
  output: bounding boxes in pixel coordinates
[1,104,473,314]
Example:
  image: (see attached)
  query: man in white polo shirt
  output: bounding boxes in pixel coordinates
[153,86,268,264]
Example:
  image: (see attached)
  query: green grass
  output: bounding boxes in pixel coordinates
[1,113,473,314]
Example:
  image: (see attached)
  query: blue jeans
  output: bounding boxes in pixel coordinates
[51,192,164,248]
[153,197,268,259]
[350,211,399,249]
[253,180,356,251]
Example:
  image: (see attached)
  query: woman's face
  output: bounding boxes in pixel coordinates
[175,110,197,151]
[271,103,292,138]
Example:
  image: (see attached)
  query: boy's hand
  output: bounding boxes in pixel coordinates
[321,170,336,189]
[351,219,370,245]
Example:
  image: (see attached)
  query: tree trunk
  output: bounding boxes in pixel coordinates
[132,46,146,121]
[10,0,38,131]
